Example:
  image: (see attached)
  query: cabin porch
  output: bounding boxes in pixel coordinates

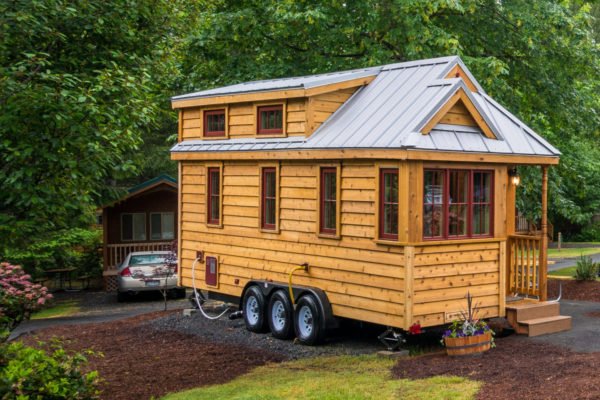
[504,165,571,336]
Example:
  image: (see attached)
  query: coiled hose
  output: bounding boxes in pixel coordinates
[191,258,230,320]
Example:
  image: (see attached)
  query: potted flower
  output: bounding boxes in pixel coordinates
[442,292,494,356]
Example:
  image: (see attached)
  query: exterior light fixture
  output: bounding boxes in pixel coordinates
[509,167,520,186]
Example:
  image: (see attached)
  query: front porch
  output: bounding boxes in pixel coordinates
[504,165,571,336]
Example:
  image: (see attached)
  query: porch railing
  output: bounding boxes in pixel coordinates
[104,242,172,272]
[507,235,544,297]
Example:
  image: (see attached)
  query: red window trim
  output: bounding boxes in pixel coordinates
[379,169,399,240]
[319,167,337,235]
[207,167,220,225]
[261,167,277,230]
[423,169,494,240]
[257,105,283,135]
[204,109,226,137]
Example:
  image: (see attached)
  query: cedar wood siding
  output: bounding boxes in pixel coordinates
[179,159,509,329]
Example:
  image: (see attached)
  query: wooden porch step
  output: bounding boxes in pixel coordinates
[516,315,572,337]
[506,301,560,327]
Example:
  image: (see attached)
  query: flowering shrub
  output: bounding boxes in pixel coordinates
[0,262,53,340]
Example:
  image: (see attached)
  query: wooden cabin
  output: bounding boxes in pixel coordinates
[101,175,177,291]
[171,56,568,343]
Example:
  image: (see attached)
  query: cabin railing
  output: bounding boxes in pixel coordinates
[103,242,172,272]
[507,235,545,298]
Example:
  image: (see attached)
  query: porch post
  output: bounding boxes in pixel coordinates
[540,165,548,301]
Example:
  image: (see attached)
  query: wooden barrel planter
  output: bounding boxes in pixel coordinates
[444,332,492,356]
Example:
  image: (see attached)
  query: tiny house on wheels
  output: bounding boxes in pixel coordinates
[171,56,569,345]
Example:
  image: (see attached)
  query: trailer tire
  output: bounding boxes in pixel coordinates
[267,290,294,339]
[243,286,268,333]
[294,294,325,345]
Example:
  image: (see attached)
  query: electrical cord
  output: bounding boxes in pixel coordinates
[191,258,231,320]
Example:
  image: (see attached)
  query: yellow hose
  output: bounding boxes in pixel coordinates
[288,263,308,305]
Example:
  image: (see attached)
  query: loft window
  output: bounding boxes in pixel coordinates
[121,213,146,241]
[423,169,494,239]
[207,167,221,225]
[320,167,337,235]
[204,109,226,137]
[261,167,277,230]
[379,169,399,240]
[257,105,283,135]
[150,212,175,240]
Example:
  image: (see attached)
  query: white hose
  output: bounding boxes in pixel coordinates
[191,258,230,320]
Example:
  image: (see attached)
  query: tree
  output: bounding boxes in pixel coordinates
[180,0,600,235]
[0,0,191,258]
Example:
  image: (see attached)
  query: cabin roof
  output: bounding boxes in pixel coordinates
[171,56,560,158]
[101,175,177,209]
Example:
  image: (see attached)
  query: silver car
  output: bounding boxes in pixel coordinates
[116,251,186,302]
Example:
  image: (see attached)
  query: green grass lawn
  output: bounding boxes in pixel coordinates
[31,298,81,319]
[547,248,600,259]
[162,355,480,400]
[548,266,577,277]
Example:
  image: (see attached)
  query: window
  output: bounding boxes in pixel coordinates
[423,169,494,240]
[205,256,218,287]
[207,167,221,225]
[319,167,338,235]
[150,212,175,240]
[121,213,146,241]
[204,109,226,137]
[261,167,277,230]
[257,105,283,135]
[379,169,399,240]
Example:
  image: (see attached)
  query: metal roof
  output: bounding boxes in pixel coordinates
[171,56,560,157]
[172,66,381,101]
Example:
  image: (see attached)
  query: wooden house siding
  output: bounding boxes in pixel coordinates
[179,160,407,328]
[180,88,356,140]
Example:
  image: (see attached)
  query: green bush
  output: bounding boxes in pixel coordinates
[573,255,598,281]
[3,228,102,279]
[0,340,100,399]
[572,222,600,242]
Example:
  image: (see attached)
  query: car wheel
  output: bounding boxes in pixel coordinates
[267,290,294,339]
[243,286,268,333]
[294,294,325,345]
[117,291,128,303]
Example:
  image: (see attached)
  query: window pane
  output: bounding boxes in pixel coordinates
[151,213,162,240]
[210,196,220,221]
[210,171,220,196]
[449,204,468,236]
[122,214,133,241]
[265,199,275,225]
[424,171,444,205]
[380,170,398,238]
[133,213,146,241]
[324,172,336,201]
[424,205,443,237]
[265,171,275,198]
[162,213,174,239]
[449,171,468,204]
[472,205,491,235]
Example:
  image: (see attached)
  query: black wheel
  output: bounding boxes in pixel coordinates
[242,286,268,333]
[267,290,295,339]
[117,291,128,303]
[294,294,325,345]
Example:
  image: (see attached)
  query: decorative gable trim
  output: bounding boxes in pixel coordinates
[420,86,499,140]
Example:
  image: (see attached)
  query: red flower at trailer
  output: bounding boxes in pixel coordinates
[408,323,422,335]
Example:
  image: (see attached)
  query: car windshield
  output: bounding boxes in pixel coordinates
[129,255,166,266]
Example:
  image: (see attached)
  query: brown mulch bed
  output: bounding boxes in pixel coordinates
[548,278,600,302]
[20,311,285,400]
[393,336,600,400]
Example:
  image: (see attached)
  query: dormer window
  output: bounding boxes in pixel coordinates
[204,109,226,137]
[257,105,283,135]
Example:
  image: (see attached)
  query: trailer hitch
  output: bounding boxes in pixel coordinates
[377,327,406,351]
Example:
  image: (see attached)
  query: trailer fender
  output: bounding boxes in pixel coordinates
[240,280,338,331]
